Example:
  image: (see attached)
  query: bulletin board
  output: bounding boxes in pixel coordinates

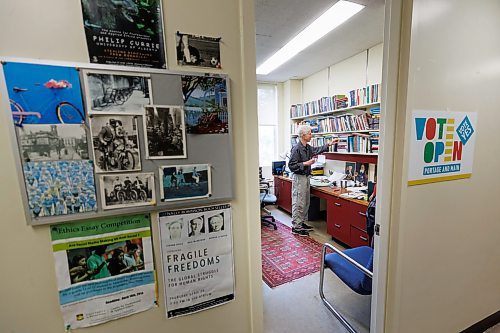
[0,58,234,226]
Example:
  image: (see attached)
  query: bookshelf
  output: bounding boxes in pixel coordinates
[290,84,381,160]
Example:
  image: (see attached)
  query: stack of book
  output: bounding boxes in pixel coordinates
[348,83,381,107]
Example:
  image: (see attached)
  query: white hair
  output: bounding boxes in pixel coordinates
[298,124,312,138]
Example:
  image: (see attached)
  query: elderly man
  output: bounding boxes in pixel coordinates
[288,125,338,236]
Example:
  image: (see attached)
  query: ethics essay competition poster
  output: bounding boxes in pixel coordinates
[50,214,157,329]
[159,204,235,318]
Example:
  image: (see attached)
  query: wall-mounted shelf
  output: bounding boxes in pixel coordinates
[291,102,380,121]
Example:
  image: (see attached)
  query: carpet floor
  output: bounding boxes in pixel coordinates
[261,220,323,288]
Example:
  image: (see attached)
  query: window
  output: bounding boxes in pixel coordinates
[257,84,278,166]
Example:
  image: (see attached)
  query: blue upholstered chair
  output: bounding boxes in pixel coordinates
[260,180,277,230]
[319,243,374,333]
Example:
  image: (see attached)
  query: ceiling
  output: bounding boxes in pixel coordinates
[255,0,385,83]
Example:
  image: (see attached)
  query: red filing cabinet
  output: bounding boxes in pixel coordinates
[327,197,370,248]
[274,176,292,213]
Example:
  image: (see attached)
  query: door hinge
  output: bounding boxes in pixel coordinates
[375,224,380,236]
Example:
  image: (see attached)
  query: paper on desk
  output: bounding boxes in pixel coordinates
[328,171,346,183]
[317,154,326,164]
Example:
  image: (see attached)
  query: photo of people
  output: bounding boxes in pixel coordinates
[355,163,369,185]
[176,32,221,68]
[23,160,97,218]
[208,213,224,233]
[144,105,186,159]
[83,70,152,115]
[166,219,183,240]
[188,216,205,237]
[99,172,155,210]
[17,124,88,163]
[159,164,212,202]
[90,115,141,173]
[80,0,166,68]
[66,239,145,285]
[344,162,356,181]
[182,75,228,134]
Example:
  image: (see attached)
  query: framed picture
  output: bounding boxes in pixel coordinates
[344,162,356,180]
[99,172,155,210]
[176,32,221,68]
[83,70,152,115]
[89,115,142,173]
[159,164,211,202]
[143,105,187,159]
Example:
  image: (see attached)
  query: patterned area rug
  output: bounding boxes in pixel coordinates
[261,221,323,288]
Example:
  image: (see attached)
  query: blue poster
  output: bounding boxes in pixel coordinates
[3,62,85,125]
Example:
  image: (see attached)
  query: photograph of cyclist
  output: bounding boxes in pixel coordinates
[83,70,152,115]
[80,0,166,68]
[159,164,212,202]
[176,32,221,69]
[17,124,88,163]
[182,75,228,134]
[100,172,155,210]
[23,160,97,218]
[144,105,187,159]
[90,115,141,173]
[3,62,86,125]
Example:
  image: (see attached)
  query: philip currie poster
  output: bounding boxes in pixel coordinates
[408,110,477,186]
[50,214,157,329]
[80,0,166,69]
[158,204,235,318]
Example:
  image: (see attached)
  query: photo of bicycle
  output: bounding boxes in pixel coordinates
[83,70,152,115]
[99,172,155,210]
[3,62,86,126]
[90,115,142,173]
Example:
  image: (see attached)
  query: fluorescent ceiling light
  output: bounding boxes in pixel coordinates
[256,0,365,75]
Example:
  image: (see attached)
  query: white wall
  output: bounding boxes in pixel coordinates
[329,50,368,95]
[384,0,500,332]
[302,68,329,102]
[0,1,263,333]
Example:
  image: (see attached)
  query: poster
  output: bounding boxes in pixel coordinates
[80,0,166,68]
[158,204,235,318]
[176,32,221,68]
[159,164,211,202]
[50,214,157,329]
[83,70,152,115]
[3,62,85,125]
[408,110,477,186]
[182,75,229,134]
[144,105,186,159]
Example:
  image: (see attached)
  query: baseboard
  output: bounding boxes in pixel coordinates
[460,310,500,333]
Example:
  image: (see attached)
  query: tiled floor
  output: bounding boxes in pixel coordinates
[262,206,371,333]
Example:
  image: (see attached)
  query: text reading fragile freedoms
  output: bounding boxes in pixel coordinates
[166,248,220,274]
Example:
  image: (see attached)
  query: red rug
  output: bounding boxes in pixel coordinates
[261,221,323,288]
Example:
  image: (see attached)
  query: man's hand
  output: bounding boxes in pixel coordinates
[303,158,316,166]
[328,138,340,146]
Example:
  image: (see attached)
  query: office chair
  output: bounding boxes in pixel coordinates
[319,243,373,333]
[259,178,277,230]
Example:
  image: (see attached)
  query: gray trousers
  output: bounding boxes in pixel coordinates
[291,173,310,229]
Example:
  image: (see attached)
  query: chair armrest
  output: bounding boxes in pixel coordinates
[322,243,373,278]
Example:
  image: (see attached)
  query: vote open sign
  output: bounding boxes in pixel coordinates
[408,110,477,186]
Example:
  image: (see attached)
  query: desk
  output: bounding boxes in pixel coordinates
[274,176,370,248]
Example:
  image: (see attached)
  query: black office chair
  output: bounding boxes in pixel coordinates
[319,243,373,333]
[259,178,277,230]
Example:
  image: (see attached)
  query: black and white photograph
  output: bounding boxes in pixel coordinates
[90,115,141,173]
[17,124,89,163]
[83,70,152,115]
[207,212,225,233]
[176,32,221,68]
[99,172,155,210]
[160,164,211,202]
[144,105,186,159]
